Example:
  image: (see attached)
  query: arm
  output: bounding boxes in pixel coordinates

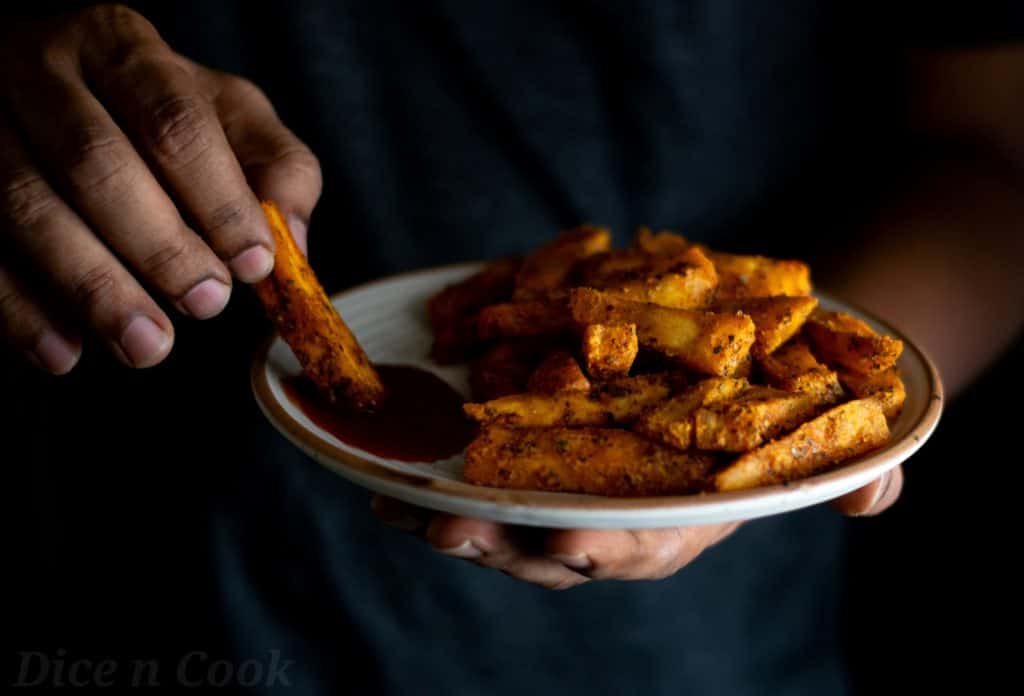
[824,46,1024,397]
[376,46,1024,588]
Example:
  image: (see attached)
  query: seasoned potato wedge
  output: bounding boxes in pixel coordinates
[427,257,521,329]
[528,349,592,394]
[569,288,756,376]
[603,247,718,309]
[464,426,717,496]
[464,373,679,427]
[804,309,903,374]
[254,202,384,410]
[426,224,911,498]
[581,246,718,309]
[427,257,521,363]
[514,225,611,300]
[839,368,906,420]
[635,377,749,450]
[582,323,639,379]
[714,295,818,357]
[759,338,845,405]
[469,341,549,401]
[575,249,652,286]
[477,294,574,339]
[632,232,811,300]
[429,315,481,364]
[714,399,890,491]
[706,251,812,299]
[632,227,690,256]
[694,386,822,452]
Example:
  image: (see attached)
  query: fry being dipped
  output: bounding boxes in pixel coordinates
[254,201,385,410]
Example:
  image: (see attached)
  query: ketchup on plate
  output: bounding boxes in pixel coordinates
[282,365,476,462]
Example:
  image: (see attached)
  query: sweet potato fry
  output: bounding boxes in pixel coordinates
[469,341,549,401]
[463,425,717,496]
[582,323,638,379]
[632,227,690,256]
[429,315,480,364]
[693,386,822,452]
[427,257,521,363]
[759,338,845,405]
[575,249,651,286]
[464,373,679,428]
[714,399,890,491]
[714,296,818,357]
[635,377,748,450]
[804,309,903,374]
[569,288,756,376]
[839,368,906,420]
[601,246,718,309]
[477,294,574,339]
[254,201,384,410]
[427,257,521,329]
[632,231,811,299]
[513,225,611,300]
[528,349,592,394]
[706,251,812,299]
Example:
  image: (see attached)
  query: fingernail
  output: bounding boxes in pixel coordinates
[288,216,308,257]
[437,540,483,559]
[869,473,891,509]
[119,315,172,367]
[32,331,79,375]
[229,245,274,282]
[179,278,231,319]
[548,553,592,571]
[370,497,424,533]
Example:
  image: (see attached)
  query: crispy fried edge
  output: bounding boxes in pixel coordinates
[714,399,890,491]
[463,425,717,496]
[254,201,384,410]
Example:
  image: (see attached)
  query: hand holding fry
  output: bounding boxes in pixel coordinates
[0,6,320,373]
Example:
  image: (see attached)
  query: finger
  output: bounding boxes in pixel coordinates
[0,264,81,374]
[370,495,432,534]
[545,523,740,580]
[203,69,322,255]
[425,515,589,590]
[6,62,233,320]
[832,467,904,517]
[80,17,275,281]
[0,125,173,367]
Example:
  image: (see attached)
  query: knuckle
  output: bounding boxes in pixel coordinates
[70,264,119,313]
[146,94,212,166]
[206,198,249,236]
[0,172,58,228]
[61,130,135,202]
[140,240,191,278]
[224,75,267,104]
[0,284,28,327]
[83,4,153,40]
[38,38,74,75]
[277,146,322,185]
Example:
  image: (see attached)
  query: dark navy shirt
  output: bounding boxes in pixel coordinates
[7,2,1022,694]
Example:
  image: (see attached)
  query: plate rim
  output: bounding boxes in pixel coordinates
[251,261,944,522]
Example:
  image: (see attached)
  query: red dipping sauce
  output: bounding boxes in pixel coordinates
[282,364,476,462]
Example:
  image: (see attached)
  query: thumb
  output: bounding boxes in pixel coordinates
[206,70,322,255]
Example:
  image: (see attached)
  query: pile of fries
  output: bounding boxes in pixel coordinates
[428,227,905,496]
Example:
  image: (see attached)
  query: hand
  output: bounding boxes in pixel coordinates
[0,4,321,374]
[372,467,903,589]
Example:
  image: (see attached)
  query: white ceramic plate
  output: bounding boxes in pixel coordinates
[252,262,943,529]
